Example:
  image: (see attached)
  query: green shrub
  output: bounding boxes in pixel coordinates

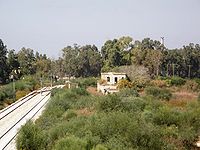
[51,88,62,97]
[62,110,77,120]
[0,84,14,100]
[118,88,139,97]
[15,81,27,91]
[73,77,97,88]
[71,88,89,96]
[0,90,6,101]
[153,106,182,126]
[17,121,47,150]
[168,77,186,86]
[89,112,133,143]
[53,136,88,150]
[119,97,146,112]
[73,96,96,109]
[92,144,108,150]
[158,76,171,80]
[97,95,121,112]
[194,78,200,86]
[22,75,38,90]
[145,87,172,101]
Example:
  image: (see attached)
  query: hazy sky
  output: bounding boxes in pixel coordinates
[0,0,200,58]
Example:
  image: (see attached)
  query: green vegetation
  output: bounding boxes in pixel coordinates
[1,36,200,85]
[0,76,40,109]
[145,86,172,101]
[17,87,200,150]
[1,36,200,107]
[167,77,186,86]
[72,77,98,88]
[0,35,200,149]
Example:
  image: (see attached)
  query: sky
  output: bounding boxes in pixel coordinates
[0,0,200,58]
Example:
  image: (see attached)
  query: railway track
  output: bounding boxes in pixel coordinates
[0,87,51,150]
[0,87,47,118]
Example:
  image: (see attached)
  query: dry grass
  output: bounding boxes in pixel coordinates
[76,107,95,116]
[168,90,198,107]
[86,86,103,96]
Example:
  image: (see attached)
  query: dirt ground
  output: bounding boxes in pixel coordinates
[86,86,103,96]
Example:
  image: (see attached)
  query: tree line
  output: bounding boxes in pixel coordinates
[0,37,200,84]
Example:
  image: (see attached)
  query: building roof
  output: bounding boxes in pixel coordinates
[101,72,126,75]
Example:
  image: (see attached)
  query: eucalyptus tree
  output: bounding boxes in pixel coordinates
[131,38,164,77]
[101,36,133,71]
[0,39,9,83]
[17,47,36,75]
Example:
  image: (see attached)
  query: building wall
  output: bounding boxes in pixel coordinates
[98,72,126,94]
[101,72,126,85]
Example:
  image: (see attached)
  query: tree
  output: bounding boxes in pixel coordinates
[35,52,51,76]
[0,39,9,83]
[62,45,79,77]
[131,38,164,77]
[101,36,133,71]
[62,44,102,77]
[161,43,200,78]
[78,45,102,77]
[7,49,20,79]
[17,47,36,75]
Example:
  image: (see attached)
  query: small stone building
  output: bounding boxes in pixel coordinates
[97,72,127,94]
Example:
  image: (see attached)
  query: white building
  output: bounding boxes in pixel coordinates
[97,72,127,94]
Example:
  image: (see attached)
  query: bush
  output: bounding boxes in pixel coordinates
[145,87,172,101]
[15,81,27,91]
[97,95,121,112]
[132,77,149,90]
[0,90,6,101]
[92,144,108,150]
[0,84,14,101]
[150,79,167,88]
[71,88,89,96]
[119,97,147,112]
[117,88,139,97]
[117,79,133,89]
[17,121,47,150]
[62,110,77,120]
[153,106,182,126]
[53,136,88,150]
[15,90,29,100]
[194,78,200,86]
[22,75,38,91]
[168,77,186,86]
[73,77,97,88]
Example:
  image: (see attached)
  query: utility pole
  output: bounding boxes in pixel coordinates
[166,64,169,77]
[51,73,53,89]
[172,63,175,77]
[40,75,43,95]
[156,67,159,77]
[10,75,15,100]
[161,37,165,46]
[188,65,192,78]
